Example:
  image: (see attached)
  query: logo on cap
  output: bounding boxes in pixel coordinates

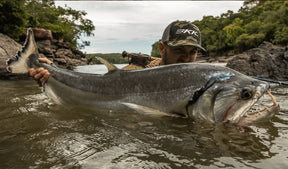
[175,29,199,38]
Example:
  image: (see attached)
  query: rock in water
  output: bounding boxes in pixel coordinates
[227,42,288,81]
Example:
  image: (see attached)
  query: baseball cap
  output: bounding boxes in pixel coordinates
[161,20,206,51]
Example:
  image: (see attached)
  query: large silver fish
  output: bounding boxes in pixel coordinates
[6,28,280,126]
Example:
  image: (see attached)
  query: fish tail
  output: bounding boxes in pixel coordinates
[6,28,39,73]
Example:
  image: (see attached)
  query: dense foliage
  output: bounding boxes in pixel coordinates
[86,53,128,64]
[152,0,288,57]
[151,41,161,58]
[197,0,288,56]
[0,0,27,40]
[0,0,95,49]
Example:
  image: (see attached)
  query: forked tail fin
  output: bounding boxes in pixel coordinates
[6,28,39,73]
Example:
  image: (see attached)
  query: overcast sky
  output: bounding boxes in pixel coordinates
[55,1,244,54]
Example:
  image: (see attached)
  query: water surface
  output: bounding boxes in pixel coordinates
[0,64,288,169]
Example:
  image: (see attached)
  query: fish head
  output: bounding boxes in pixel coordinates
[187,71,279,125]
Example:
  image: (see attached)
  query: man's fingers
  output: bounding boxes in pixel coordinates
[38,58,52,65]
[28,68,36,77]
[35,67,45,73]
[33,69,48,80]
[39,71,51,83]
[38,58,47,63]
[30,68,44,79]
[33,72,43,80]
[28,67,51,84]
[28,68,45,78]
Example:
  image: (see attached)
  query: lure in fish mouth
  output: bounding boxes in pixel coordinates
[6,28,280,126]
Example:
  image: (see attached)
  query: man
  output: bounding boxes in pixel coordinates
[28,20,206,82]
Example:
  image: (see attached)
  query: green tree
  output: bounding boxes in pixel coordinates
[24,0,95,49]
[244,21,262,34]
[223,18,244,47]
[0,0,27,40]
[86,53,127,64]
[151,41,160,58]
[0,0,95,50]
[235,33,265,51]
[273,27,288,44]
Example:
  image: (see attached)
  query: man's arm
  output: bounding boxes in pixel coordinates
[28,58,52,83]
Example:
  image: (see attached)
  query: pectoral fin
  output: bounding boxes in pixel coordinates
[121,102,180,117]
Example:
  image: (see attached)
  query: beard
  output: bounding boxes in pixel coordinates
[163,49,169,65]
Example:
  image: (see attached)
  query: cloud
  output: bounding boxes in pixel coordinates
[55,1,244,54]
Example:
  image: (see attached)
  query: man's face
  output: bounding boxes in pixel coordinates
[162,44,198,65]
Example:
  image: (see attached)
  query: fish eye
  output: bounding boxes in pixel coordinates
[241,87,253,100]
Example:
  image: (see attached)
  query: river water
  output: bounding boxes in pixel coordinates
[0,64,288,169]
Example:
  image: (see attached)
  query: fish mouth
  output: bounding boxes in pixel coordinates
[237,90,280,126]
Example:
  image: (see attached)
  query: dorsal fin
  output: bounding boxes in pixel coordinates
[95,56,118,72]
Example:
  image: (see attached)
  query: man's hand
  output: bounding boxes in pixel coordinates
[28,58,52,84]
